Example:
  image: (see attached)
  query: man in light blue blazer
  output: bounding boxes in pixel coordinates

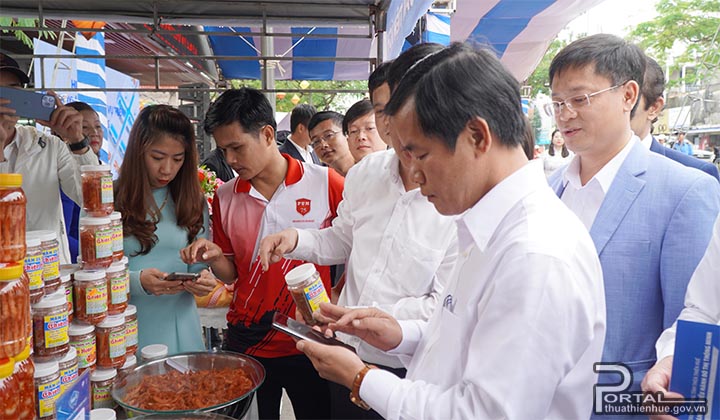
[547,34,720,399]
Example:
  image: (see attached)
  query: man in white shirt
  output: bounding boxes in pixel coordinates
[279,103,321,164]
[269,43,607,419]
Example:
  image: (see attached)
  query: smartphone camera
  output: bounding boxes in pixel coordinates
[41,95,55,109]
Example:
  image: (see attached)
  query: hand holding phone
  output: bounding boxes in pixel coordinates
[272,311,356,352]
[0,87,55,121]
[165,272,200,282]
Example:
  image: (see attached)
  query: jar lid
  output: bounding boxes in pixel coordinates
[106,262,125,274]
[13,344,31,363]
[0,262,23,281]
[140,344,168,360]
[34,360,60,378]
[120,354,137,370]
[69,321,95,336]
[57,346,77,364]
[32,290,67,309]
[90,367,117,382]
[26,235,41,248]
[90,408,117,420]
[120,256,128,265]
[27,230,57,242]
[80,164,110,172]
[80,216,111,226]
[0,173,22,187]
[0,357,13,379]
[124,305,136,317]
[98,314,125,328]
[74,270,106,282]
[109,211,122,221]
[284,263,318,286]
[60,273,71,285]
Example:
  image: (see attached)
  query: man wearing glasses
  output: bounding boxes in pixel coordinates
[308,111,355,176]
[343,99,387,163]
[547,34,720,397]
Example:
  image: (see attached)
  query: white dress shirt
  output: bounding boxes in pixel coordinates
[289,149,457,367]
[656,214,720,360]
[287,134,314,163]
[560,135,638,229]
[641,133,653,149]
[360,161,607,420]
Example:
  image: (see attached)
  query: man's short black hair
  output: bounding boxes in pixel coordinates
[640,55,665,112]
[342,99,373,135]
[204,88,276,135]
[368,60,393,102]
[308,111,344,132]
[385,42,527,151]
[290,104,317,133]
[549,34,645,117]
[387,43,445,93]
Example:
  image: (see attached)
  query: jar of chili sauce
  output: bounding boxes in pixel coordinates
[0,174,26,263]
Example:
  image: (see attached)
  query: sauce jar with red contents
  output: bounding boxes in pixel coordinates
[0,173,26,263]
[96,314,125,369]
[69,322,96,374]
[81,165,114,217]
[56,347,78,394]
[31,291,69,359]
[34,360,60,420]
[105,262,127,315]
[60,273,73,323]
[90,368,116,409]
[73,270,108,325]
[25,235,45,304]
[0,356,18,419]
[12,345,35,419]
[27,230,61,294]
[79,217,113,270]
[109,211,123,262]
[0,263,31,359]
[284,263,330,325]
[124,304,138,356]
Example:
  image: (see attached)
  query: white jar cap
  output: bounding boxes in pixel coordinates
[108,211,122,221]
[69,321,95,336]
[26,236,41,248]
[74,270,106,282]
[90,368,117,382]
[140,344,168,360]
[90,408,117,420]
[98,314,125,329]
[32,290,67,309]
[59,273,71,284]
[119,256,128,265]
[27,230,57,242]
[80,217,111,226]
[284,263,317,286]
[34,360,60,378]
[124,305,136,317]
[120,354,137,370]
[80,165,109,172]
[106,262,125,274]
[57,346,77,364]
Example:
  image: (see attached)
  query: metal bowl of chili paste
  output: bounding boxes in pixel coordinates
[112,351,265,418]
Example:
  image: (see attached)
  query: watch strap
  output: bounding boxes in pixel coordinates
[68,136,89,151]
[349,364,374,410]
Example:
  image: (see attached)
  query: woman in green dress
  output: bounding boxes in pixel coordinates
[115,105,216,355]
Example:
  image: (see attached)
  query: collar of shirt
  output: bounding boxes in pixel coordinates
[383,149,413,194]
[563,134,638,193]
[287,135,313,160]
[640,133,653,150]
[457,161,547,253]
[232,153,304,196]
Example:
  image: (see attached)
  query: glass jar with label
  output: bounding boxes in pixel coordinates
[284,263,330,325]
[0,356,18,419]
[0,263,31,359]
[56,346,78,394]
[0,173,26,263]
[90,368,116,409]
[73,270,108,325]
[27,231,61,294]
[124,304,138,356]
[34,360,60,420]
[31,291,69,358]
[80,218,114,270]
[96,314,125,369]
[140,344,167,362]
[68,322,96,374]
[13,344,35,419]
[117,354,136,379]
[105,262,127,315]
[108,211,123,262]
[120,256,130,301]
[81,165,114,217]
[59,273,73,323]
[25,235,45,304]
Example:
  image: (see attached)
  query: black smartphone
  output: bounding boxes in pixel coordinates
[165,272,200,282]
[0,87,55,121]
[271,311,356,352]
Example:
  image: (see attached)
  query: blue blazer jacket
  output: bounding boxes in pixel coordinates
[548,141,720,391]
[278,138,320,164]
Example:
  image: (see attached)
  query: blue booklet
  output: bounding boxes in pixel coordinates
[670,320,720,419]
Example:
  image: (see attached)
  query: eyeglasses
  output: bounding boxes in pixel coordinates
[544,83,626,116]
[347,126,377,140]
[310,130,340,149]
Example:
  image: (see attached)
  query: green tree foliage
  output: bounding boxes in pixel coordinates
[523,38,568,97]
[230,79,367,112]
[0,18,56,49]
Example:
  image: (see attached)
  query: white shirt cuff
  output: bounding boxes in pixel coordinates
[287,228,312,260]
[388,319,423,356]
[360,367,402,419]
[656,323,677,360]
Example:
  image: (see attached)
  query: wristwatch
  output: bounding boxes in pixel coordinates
[349,364,375,410]
[68,136,90,151]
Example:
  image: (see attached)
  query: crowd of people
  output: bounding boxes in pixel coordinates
[2,31,720,420]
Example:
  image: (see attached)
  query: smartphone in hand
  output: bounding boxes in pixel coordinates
[165,272,200,282]
[272,311,356,352]
[0,87,55,120]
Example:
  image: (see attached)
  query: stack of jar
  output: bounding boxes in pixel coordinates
[0,174,37,418]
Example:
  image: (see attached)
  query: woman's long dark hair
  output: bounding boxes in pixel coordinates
[548,129,569,158]
[115,105,205,255]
